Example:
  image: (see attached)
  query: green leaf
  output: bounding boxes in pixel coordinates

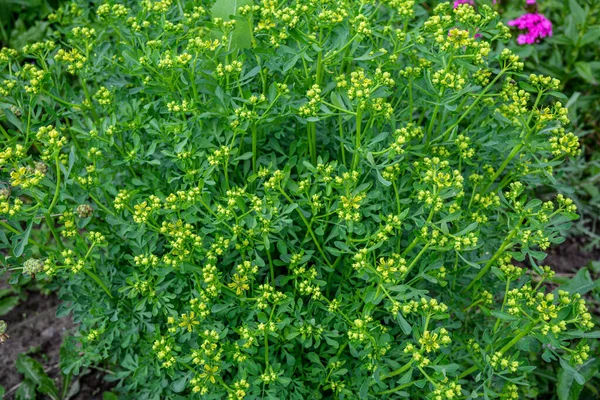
[3,108,23,131]
[359,381,369,399]
[396,312,412,335]
[15,380,36,400]
[557,366,578,400]
[0,295,19,315]
[581,27,600,46]
[210,0,253,50]
[559,358,585,386]
[16,354,59,398]
[171,375,188,393]
[102,393,119,400]
[559,268,598,296]
[574,62,597,84]
[490,311,518,321]
[13,220,33,257]
[235,152,253,161]
[558,358,600,400]
[568,0,586,25]
[211,303,229,313]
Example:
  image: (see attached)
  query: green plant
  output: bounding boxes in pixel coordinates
[0,0,598,399]
[446,0,600,245]
[0,0,64,49]
[12,353,71,400]
[513,0,600,248]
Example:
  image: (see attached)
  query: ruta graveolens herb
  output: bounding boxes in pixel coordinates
[0,0,596,398]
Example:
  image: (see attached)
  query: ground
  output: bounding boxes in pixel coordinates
[0,288,112,399]
[0,237,599,399]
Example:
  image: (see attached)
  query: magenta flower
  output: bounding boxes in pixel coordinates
[526,0,536,4]
[453,0,475,8]
[508,13,552,45]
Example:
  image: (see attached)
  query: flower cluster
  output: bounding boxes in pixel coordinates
[508,13,553,45]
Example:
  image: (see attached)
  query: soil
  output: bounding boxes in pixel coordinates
[544,236,600,274]
[0,238,598,399]
[0,286,113,399]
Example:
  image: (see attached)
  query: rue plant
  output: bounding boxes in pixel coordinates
[0,0,597,399]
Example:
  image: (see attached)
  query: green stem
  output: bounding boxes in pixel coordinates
[266,237,275,283]
[47,155,61,215]
[89,192,115,216]
[378,380,415,395]
[79,77,100,122]
[406,80,413,121]
[403,243,430,278]
[82,268,113,299]
[338,114,347,166]
[441,69,506,139]
[464,218,523,292]
[279,187,332,267]
[380,359,414,380]
[481,142,524,193]
[493,279,512,333]
[458,321,536,379]
[42,90,81,109]
[45,214,65,251]
[352,108,363,170]
[252,124,258,174]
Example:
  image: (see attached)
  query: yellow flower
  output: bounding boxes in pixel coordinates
[228,273,250,295]
[178,312,199,332]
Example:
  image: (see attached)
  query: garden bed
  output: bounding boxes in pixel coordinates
[1,237,598,398]
[0,285,112,399]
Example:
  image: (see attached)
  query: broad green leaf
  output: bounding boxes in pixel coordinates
[557,358,599,400]
[396,312,412,335]
[559,358,585,385]
[568,0,586,25]
[574,62,597,84]
[559,268,598,296]
[16,354,59,398]
[13,220,33,257]
[0,295,19,316]
[15,380,36,400]
[171,375,189,393]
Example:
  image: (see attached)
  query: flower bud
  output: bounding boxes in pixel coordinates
[0,320,8,343]
[10,105,22,117]
[23,258,45,276]
[0,187,10,199]
[34,161,48,175]
[76,204,94,218]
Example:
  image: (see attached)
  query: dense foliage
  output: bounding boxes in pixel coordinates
[0,0,598,399]
[471,0,600,243]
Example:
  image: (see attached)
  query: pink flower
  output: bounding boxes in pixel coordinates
[453,0,474,8]
[526,0,536,4]
[508,13,552,45]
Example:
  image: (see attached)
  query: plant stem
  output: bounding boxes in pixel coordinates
[352,108,363,170]
[265,237,275,283]
[441,69,506,139]
[279,187,332,267]
[45,214,65,251]
[458,321,536,379]
[47,154,61,215]
[82,268,113,299]
[89,192,115,216]
[464,217,523,292]
[252,124,258,174]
